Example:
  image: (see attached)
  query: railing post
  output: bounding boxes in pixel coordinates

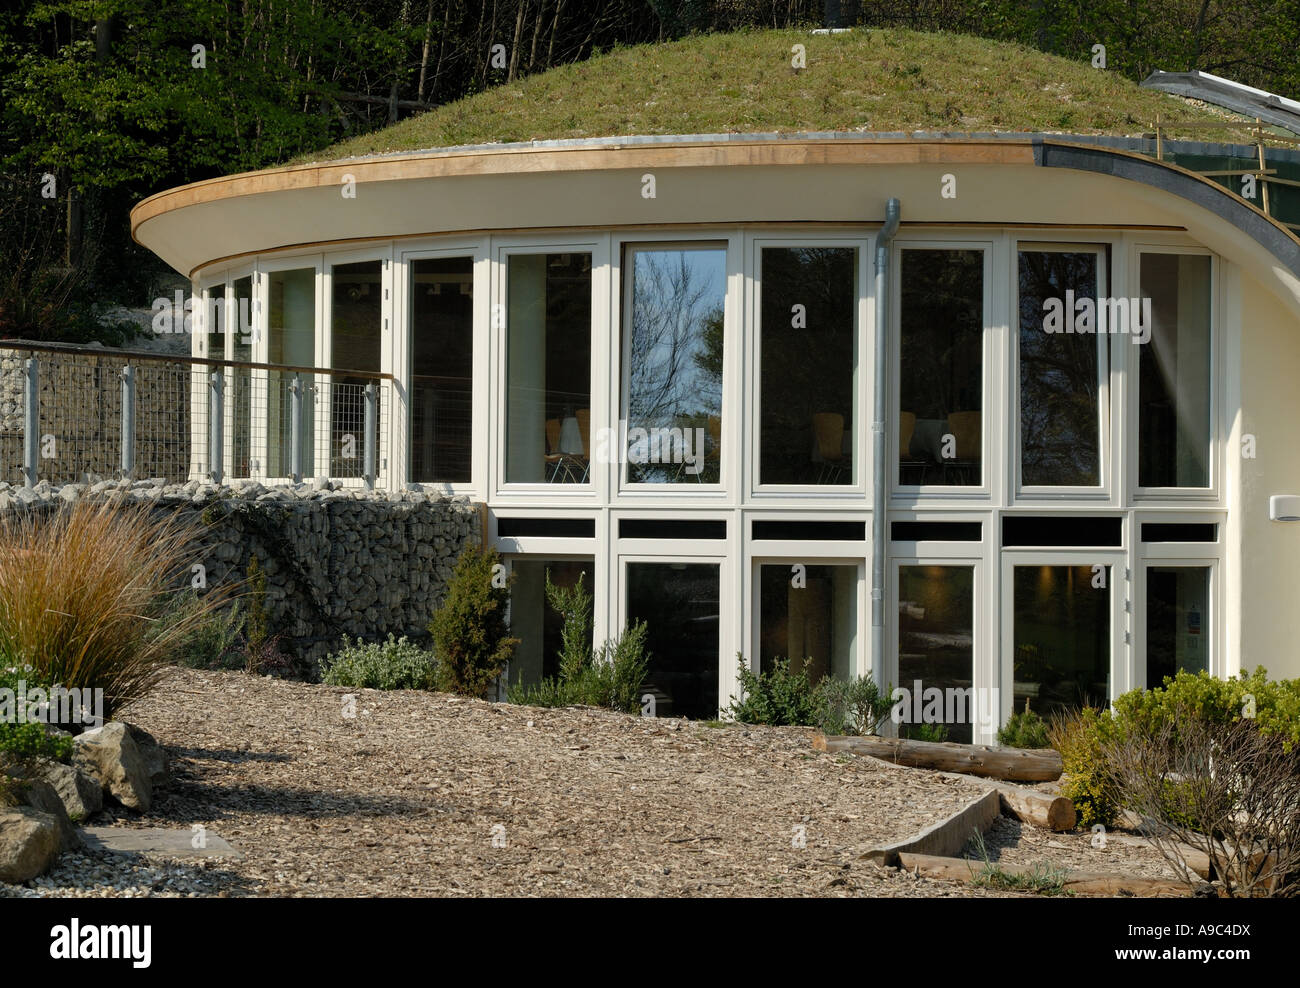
[290,372,303,484]
[22,357,38,488]
[364,381,377,491]
[209,369,224,484]
[120,363,136,479]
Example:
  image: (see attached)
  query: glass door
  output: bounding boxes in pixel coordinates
[1000,551,1126,724]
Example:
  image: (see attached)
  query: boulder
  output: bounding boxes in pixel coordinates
[124,724,170,788]
[39,759,102,821]
[72,723,152,812]
[0,807,60,883]
[19,779,84,852]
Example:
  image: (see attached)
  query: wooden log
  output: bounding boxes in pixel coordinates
[896,852,1191,897]
[996,783,1076,831]
[814,733,1063,782]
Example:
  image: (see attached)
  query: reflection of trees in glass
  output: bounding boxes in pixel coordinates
[1018,251,1101,487]
[626,248,725,482]
[760,247,856,484]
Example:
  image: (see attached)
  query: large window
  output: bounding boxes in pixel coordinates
[623,245,726,484]
[1146,566,1210,687]
[758,563,857,680]
[759,247,857,485]
[626,562,720,718]
[1018,248,1105,488]
[329,260,381,479]
[899,249,984,486]
[1012,564,1110,719]
[411,257,473,483]
[897,565,976,742]
[509,558,596,688]
[505,253,592,484]
[1139,253,1212,488]
[268,267,316,478]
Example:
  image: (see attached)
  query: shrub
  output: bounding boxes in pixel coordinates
[1051,668,1300,829]
[1049,706,1119,829]
[0,664,75,803]
[904,722,950,743]
[320,635,439,691]
[729,658,820,727]
[429,545,518,699]
[729,659,892,735]
[158,594,247,671]
[815,674,896,736]
[508,572,650,713]
[1101,707,1300,897]
[0,500,222,719]
[998,698,1051,749]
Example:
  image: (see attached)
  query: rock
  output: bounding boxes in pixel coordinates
[72,723,152,812]
[19,779,84,852]
[124,724,170,788]
[39,759,102,821]
[0,806,60,883]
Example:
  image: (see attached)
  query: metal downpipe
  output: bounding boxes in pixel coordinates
[871,198,901,691]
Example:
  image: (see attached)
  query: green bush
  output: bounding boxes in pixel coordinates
[0,664,75,802]
[508,572,650,713]
[319,635,439,691]
[998,698,1051,749]
[729,659,892,735]
[729,658,820,727]
[813,674,896,736]
[903,722,950,743]
[159,595,247,671]
[428,546,518,699]
[1051,668,1300,829]
[1049,706,1120,828]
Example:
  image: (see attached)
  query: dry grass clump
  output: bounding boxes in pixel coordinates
[0,499,219,720]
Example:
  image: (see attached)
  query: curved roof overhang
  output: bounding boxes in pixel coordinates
[130,134,1300,313]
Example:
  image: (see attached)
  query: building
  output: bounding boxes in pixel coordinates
[130,36,1300,739]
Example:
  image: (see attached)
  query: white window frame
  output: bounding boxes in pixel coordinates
[614,235,738,500]
[892,237,997,502]
[257,252,323,485]
[748,235,869,499]
[1126,241,1221,505]
[1011,240,1114,503]
[396,239,490,496]
[492,234,609,503]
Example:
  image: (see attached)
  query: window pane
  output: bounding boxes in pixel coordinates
[624,246,726,484]
[231,276,252,477]
[205,283,225,360]
[899,250,983,486]
[1139,254,1211,488]
[411,257,473,483]
[1018,250,1102,487]
[268,268,316,478]
[759,564,858,681]
[505,253,591,484]
[626,562,719,719]
[760,247,857,485]
[898,565,975,743]
[1013,565,1110,719]
[1146,566,1210,688]
[509,559,596,688]
[330,260,381,479]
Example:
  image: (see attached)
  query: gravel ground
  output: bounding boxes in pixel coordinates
[4,667,1025,898]
[961,815,1193,882]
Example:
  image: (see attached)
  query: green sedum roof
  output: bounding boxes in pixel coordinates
[292,27,1240,165]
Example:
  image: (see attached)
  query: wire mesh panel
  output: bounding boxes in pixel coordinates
[0,344,391,489]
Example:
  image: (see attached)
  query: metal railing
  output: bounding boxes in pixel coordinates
[0,341,392,489]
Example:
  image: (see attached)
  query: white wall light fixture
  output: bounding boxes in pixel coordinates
[1269,494,1300,522]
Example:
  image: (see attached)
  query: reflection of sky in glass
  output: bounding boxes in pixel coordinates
[627,248,726,424]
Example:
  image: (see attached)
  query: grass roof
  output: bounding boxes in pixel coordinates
[293,28,1243,166]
